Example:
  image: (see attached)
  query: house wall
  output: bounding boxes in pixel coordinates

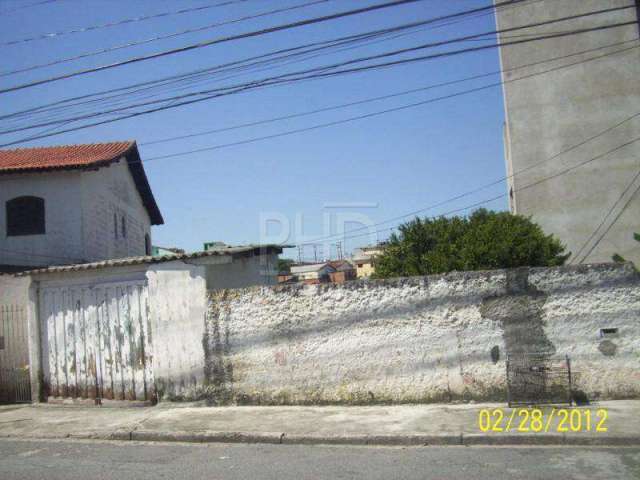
[0,171,84,267]
[80,159,152,262]
[203,253,278,291]
[355,260,375,278]
[0,159,152,268]
[190,263,640,405]
[495,0,640,264]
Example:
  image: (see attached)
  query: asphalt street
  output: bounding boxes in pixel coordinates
[0,438,638,480]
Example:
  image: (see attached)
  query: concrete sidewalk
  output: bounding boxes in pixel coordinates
[0,401,638,446]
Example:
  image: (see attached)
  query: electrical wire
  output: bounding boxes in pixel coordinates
[2,21,636,146]
[571,169,640,263]
[302,136,640,247]
[1,0,252,46]
[0,0,534,123]
[138,39,636,147]
[0,0,331,77]
[0,0,430,94]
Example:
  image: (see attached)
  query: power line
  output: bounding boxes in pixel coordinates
[5,12,635,137]
[2,22,636,147]
[0,0,57,15]
[311,136,640,247]
[0,0,331,77]
[0,0,533,123]
[0,18,462,124]
[4,12,550,134]
[135,42,638,147]
[576,182,640,263]
[0,0,429,94]
[572,169,640,264]
[0,0,251,46]
[0,19,505,131]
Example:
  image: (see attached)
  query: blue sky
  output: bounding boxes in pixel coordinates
[0,0,508,260]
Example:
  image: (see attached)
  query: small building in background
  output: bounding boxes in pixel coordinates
[203,241,229,251]
[151,246,185,257]
[290,262,336,284]
[327,260,357,283]
[352,243,387,278]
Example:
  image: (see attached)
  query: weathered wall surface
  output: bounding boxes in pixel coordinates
[0,171,85,267]
[81,159,151,262]
[174,263,640,405]
[0,159,152,268]
[0,274,30,306]
[146,262,208,400]
[495,0,640,265]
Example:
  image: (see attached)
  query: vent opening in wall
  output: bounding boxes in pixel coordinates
[598,328,618,338]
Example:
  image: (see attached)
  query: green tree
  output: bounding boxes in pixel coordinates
[374,209,569,278]
[277,258,295,274]
[612,232,639,270]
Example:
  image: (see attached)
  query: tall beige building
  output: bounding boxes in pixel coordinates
[495,0,640,264]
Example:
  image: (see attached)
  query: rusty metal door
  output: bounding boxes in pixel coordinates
[0,305,31,404]
[40,281,155,403]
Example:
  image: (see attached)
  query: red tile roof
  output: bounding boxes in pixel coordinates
[0,141,164,225]
[0,141,134,172]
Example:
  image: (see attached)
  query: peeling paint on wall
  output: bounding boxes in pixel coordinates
[189,264,640,405]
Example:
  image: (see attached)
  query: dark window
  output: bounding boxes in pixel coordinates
[144,234,151,256]
[121,215,127,238]
[114,213,118,239]
[6,196,45,236]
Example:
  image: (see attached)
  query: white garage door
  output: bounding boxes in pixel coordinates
[39,280,154,403]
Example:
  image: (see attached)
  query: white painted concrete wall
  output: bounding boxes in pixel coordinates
[146,262,207,400]
[195,263,640,405]
[0,158,152,268]
[0,274,30,306]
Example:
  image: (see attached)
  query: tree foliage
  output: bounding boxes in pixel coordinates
[612,232,639,271]
[277,258,295,274]
[374,209,569,278]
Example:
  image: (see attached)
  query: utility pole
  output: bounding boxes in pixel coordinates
[336,241,343,260]
[313,244,318,263]
[297,245,303,263]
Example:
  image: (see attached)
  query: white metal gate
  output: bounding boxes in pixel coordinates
[0,305,31,403]
[40,281,155,403]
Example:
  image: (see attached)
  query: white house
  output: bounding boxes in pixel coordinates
[0,141,163,272]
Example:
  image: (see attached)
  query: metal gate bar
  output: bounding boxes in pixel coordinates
[506,353,572,407]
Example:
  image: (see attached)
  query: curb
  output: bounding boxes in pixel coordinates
[2,432,639,447]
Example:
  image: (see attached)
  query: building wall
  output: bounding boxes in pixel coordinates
[495,0,640,265]
[0,274,30,306]
[203,253,278,291]
[355,260,375,278]
[192,263,639,405]
[0,171,84,267]
[81,159,151,262]
[146,262,207,401]
[0,160,152,268]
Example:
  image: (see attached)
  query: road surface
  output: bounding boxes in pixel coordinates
[0,438,638,479]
